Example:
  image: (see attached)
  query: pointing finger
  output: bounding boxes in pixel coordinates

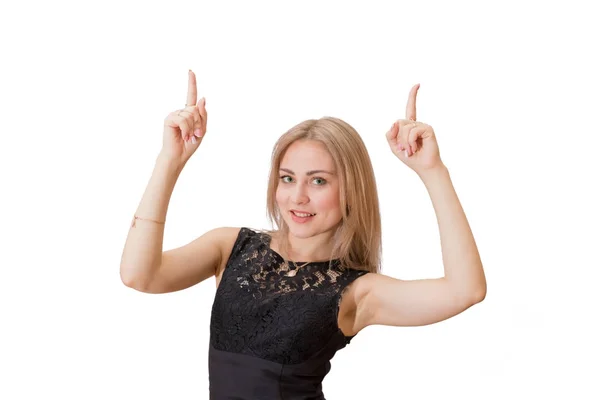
[405,83,420,121]
[187,70,197,107]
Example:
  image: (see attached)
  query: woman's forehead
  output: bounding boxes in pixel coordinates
[281,140,335,171]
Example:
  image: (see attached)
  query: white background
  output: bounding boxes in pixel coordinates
[1,0,599,398]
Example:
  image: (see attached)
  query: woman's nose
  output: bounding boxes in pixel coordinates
[291,184,309,204]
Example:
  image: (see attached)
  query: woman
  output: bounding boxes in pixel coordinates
[120,70,487,399]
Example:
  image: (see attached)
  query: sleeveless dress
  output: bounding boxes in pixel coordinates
[209,227,369,399]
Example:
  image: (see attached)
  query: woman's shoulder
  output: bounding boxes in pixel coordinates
[213,226,273,254]
[210,226,266,238]
[214,227,277,274]
[241,227,280,244]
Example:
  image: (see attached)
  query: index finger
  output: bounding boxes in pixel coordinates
[186,70,197,106]
[405,83,420,121]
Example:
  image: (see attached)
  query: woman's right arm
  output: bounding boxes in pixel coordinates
[119,151,180,292]
[120,70,237,294]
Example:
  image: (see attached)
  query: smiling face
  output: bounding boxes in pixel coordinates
[275,139,343,239]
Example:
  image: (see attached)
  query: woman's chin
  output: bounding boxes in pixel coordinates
[285,221,316,237]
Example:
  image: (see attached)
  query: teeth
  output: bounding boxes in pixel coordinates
[292,211,314,217]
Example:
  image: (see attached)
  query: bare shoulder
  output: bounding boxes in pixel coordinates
[140,227,241,294]
[193,226,242,278]
[206,226,242,249]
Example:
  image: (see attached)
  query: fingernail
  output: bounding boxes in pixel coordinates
[404,149,408,157]
[194,128,201,137]
[191,136,197,144]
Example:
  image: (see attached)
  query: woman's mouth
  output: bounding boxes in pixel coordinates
[290,210,316,223]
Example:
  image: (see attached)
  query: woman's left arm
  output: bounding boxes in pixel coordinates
[420,165,486,300]
[356,85,486,329]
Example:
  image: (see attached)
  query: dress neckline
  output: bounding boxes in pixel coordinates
[260,231,339,266]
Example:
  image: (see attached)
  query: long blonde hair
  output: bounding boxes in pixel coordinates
[265,117,381,274]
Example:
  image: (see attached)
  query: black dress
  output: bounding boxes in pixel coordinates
[209,227,369,399]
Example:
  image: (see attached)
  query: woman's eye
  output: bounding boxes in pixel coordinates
[279,175,326,185]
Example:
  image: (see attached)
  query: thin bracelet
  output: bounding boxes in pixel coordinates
[131,215,166,228]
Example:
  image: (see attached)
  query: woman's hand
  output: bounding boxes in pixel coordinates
[385,84,443,175]
[161,70,208,166]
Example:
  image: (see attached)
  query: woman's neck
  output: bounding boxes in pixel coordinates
[274,229,336,262]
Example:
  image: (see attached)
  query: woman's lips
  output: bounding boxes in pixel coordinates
[290,210,315,223]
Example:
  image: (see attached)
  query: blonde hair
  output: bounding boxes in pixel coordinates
[265,117,381,274]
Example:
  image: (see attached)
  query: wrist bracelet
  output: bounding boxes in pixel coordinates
[131,215,166,228]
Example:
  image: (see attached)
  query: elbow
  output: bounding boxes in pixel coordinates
[471,280,487,304]
[455,287,485,312]
[473,286,486,304]
[120,265,152,292]
[120,268,139,290]
[462,270,487,305]
[120,273,136,290]
[453,282,486,307]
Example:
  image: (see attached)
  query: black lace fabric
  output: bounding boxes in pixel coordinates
[210,227,369,365]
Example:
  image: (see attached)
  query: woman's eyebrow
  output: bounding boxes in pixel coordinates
[279,168,335,176]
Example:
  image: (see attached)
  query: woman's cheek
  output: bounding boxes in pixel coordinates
[275,189,285,208]
[316,189,340,211]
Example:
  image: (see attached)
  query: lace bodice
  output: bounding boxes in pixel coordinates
[208,227,368,399]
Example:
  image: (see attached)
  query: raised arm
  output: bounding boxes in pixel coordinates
[120,70,222,294]
[354,85,486,329]
[119,152,182,290]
